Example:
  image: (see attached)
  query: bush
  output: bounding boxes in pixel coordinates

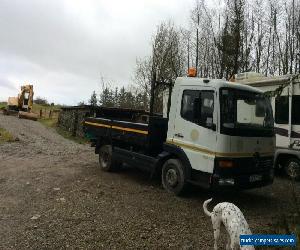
[34,97,49,105]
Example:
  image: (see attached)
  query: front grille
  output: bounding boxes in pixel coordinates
[258,159,273,169]
[215,156,274,176]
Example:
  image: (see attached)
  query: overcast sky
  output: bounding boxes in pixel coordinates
[0,0,195,105]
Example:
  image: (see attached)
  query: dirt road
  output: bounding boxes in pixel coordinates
[0,114,299,249]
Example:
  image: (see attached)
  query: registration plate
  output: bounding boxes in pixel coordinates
[249,174,262,182]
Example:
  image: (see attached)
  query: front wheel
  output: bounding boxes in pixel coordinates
[284,158,300,180]
[162,159,187,196]
[98,145,120,172]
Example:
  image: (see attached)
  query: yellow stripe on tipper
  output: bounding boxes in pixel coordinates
[111,125,148,135]
[84,121,111,128]
[84,121,148,135]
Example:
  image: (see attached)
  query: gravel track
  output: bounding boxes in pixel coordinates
[0,114,299,249]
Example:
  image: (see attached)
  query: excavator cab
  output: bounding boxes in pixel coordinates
[21,91,30,111]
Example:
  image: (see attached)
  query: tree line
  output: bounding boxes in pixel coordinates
[87,0,300,111]
[88,86,148,110]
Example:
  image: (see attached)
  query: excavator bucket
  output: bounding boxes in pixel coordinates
[18,111,38,121]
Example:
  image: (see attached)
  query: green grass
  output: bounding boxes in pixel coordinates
[0,102,7,109]
[55,127,88,144]
[0,127,14,144]
[32,103,61,113]
[39,117,58,128]
[38,117,88,144]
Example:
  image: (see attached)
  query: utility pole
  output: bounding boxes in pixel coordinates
[187,37,190,72]
[150,48,156,116]
[195,12,200,77]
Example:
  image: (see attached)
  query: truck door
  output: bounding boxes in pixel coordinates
[172,87,217,173]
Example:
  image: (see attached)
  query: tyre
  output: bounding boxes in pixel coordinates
[284,158,300,180]
[98,145,120,172]
[162,159,187,196]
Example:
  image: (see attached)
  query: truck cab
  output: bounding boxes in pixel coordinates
[162,77,274,192]
[84,76,275,195]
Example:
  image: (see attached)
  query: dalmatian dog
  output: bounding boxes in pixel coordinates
[203,198,254,250]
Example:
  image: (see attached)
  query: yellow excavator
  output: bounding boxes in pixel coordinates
[6,84,38,121]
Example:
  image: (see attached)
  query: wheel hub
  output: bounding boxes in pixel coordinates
[287,162,299,179]
[166,169,178,187]
[100,151,109,167]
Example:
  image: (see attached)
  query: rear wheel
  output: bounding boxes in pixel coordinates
[162,159,187,196]
[98,145,120,172]
[284,158,300,180]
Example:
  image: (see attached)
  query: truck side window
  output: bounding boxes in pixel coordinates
[181,90,214,129]
[181,90,200,122]
[275,96,289,124]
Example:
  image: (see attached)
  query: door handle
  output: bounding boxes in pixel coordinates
[174,133,184,138]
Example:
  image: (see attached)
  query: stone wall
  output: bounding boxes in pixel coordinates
[58,106,92,137]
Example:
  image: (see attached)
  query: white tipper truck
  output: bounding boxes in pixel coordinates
[84,75,275,195]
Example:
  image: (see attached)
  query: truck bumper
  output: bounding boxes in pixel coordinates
[210,156,274,190]
[210,169,274,190]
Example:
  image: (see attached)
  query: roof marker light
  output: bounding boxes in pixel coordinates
[187,68,197,77]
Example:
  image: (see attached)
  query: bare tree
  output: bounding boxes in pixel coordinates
[134,21,185,112]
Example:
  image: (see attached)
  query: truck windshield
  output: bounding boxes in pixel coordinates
[220,88,274,137]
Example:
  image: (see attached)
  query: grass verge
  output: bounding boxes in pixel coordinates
[0,127,14,144]
[38,118,88,144]
[39,117,57,128]
[0,102,7,109]
[55,127,88,144]
[32,104,61,113]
